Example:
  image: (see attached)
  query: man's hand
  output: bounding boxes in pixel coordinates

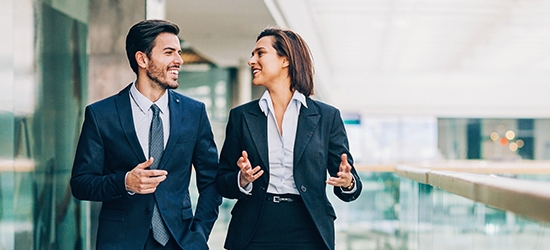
[326,153,353,189]
[125,157,168,194]
[238,150,264,188]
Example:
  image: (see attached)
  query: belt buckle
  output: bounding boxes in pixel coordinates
[273,195,281,203]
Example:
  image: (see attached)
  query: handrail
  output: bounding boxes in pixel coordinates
[0,159,35,172]
[395,164,550,223]
[356,160,550,174]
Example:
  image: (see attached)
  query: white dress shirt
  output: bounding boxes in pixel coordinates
[261,90,306,195]
[125,82,170,194]
[239,90,306,195]
[129,82,170,155]
[239,90,356,195]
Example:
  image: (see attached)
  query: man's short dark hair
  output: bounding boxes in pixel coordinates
[125,19,180,74]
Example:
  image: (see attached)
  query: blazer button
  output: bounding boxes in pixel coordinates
[145,208,152,214]
[301,185,307,192]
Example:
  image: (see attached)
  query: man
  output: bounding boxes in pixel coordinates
[70,20,221,250]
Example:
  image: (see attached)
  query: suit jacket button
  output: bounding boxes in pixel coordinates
[145,208,152,214]
[301,185,307,192]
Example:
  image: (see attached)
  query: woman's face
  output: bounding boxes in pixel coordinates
[248,36,289,88]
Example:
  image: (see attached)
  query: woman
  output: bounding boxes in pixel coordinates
[216,26,362,250]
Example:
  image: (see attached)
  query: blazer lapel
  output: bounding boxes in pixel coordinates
[115,84,146,162]
[161,90,183,168]
[294,98,320,165]
[243,104,269,172]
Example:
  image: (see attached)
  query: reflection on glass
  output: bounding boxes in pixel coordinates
[2,1,89,249]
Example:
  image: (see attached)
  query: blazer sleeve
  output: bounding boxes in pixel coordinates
[327,108,362,202]
[216,108,250,200]
[190,103,222,238]
[70,106,128,202]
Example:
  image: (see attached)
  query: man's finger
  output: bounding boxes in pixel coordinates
[139,174,167,184]
[145,169,168,178]
[136,158,154,169]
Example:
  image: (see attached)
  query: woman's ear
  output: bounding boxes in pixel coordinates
[136,51,148,69]
[282,58,289,68]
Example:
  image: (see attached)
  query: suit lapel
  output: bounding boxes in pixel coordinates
[294,98,320,166]
[161,90,183,168]
[243,104,269,172]
[115,84,146,162]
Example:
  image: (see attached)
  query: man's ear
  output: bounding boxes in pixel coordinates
[136,51,148,69]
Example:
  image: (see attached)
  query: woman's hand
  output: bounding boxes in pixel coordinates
[326,153,354,189]
[238,150,264,188]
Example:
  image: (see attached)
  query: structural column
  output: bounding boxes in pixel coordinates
[237,58,252,105]
[88,0,147,103]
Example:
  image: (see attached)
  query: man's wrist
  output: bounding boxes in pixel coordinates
[125,172,135,195]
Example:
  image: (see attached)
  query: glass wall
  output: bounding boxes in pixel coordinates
[0,1,89,249]
[346,117,550,165]
[438,118,548,161]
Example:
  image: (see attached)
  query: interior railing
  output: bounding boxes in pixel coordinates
[339,161,550,250]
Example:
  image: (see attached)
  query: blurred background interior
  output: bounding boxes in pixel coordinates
[3,0,550,249]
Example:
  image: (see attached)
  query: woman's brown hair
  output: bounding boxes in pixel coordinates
[257,27,314,96]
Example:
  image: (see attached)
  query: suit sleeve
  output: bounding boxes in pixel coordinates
[70,106,128,202]
[191,103,222,238]
[327,109,362,202]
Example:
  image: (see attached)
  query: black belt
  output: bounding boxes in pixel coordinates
[266,193,302,203]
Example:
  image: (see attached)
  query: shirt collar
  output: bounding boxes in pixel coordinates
[259,90,308,116]
[130,81,169,114]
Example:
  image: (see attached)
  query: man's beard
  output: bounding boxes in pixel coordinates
[146,60,178,90]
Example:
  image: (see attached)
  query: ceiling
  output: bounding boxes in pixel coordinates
[167,0,550,118]
[166,0,275,67]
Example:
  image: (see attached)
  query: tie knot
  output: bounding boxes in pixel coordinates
[151,104,161,117]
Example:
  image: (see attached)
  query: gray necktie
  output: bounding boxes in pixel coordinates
[149,104,170,246]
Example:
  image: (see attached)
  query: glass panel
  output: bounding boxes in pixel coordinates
[31,3,88,249]
[335,172,401,249]
[1,0,19,249]
[397,177,550,250]
[0,1,90,249]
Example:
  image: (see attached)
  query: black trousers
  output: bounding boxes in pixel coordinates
[244,194,327,250]
[143,229,182,250]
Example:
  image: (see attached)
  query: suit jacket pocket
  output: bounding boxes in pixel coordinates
[99,208,125,221]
